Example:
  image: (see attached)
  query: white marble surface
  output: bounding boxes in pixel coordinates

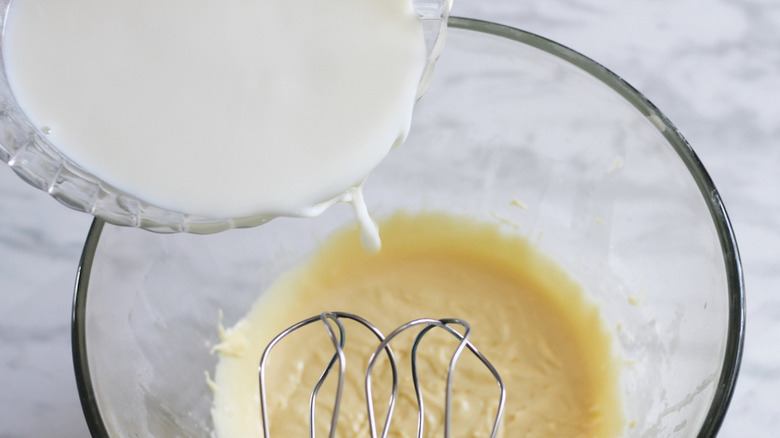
[1,1,778,436]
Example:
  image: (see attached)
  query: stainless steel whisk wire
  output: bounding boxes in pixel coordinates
[258,311,506,438]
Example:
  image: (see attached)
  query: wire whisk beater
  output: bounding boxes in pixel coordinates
[258,311,506,438]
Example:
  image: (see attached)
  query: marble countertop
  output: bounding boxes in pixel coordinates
[1,1,778,436]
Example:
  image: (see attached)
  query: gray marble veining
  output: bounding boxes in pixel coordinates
[2,1,778,436]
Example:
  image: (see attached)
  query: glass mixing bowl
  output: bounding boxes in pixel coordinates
[72,17,743,438]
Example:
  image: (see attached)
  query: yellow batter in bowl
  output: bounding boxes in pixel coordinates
[211,212,624,437]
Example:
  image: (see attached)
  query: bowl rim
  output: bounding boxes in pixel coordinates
[71,16,745,438]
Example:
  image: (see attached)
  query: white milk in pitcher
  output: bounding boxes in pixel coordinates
[2,0,426,231]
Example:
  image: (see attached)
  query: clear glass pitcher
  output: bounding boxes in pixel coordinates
[0,0,451,234]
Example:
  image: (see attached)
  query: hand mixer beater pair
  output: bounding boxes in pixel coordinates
[258,312,506,438]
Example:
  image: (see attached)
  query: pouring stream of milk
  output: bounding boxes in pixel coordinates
[2,0,438,248]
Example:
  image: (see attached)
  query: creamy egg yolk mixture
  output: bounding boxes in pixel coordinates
[212,212,624,437]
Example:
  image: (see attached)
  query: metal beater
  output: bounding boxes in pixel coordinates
[258,311,506,438]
